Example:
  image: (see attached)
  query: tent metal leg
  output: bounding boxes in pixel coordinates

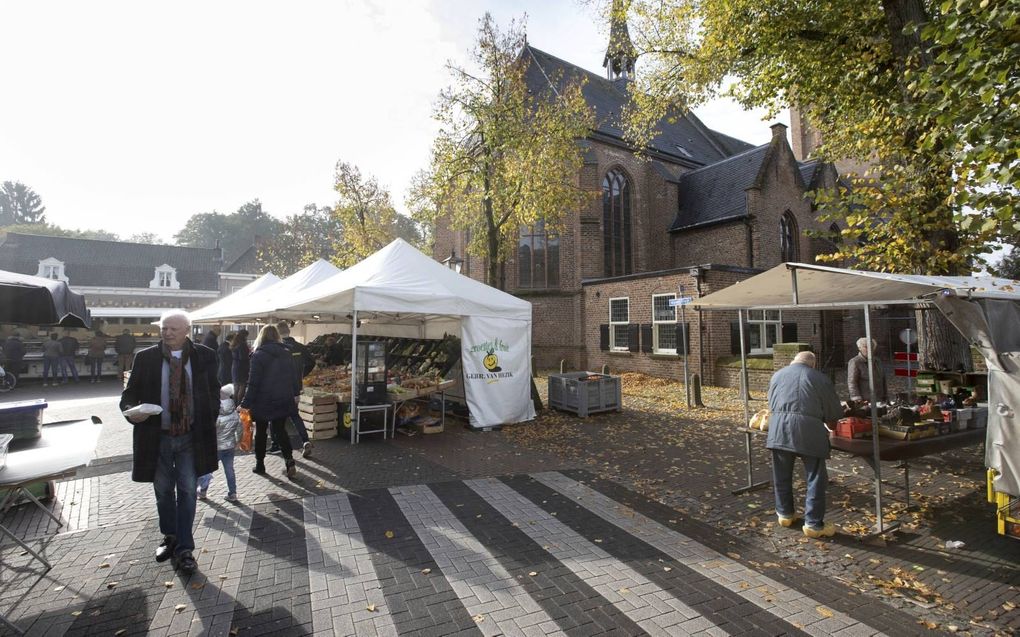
[732,309,770,495]
[0,520,52,570]
[863,304,897,537]
[901,461,911,510]
[732,430,770,495]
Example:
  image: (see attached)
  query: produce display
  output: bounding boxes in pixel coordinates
[308,334,460,380]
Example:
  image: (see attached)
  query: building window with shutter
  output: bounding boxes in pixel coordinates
[602,170,632,277]
[150,264,180,289]
[780,211,799,262]
[651,294,677,354]
[748,310,782,354]
[36,258,68,282]
[517,220,559,289]
[609,297,629,351]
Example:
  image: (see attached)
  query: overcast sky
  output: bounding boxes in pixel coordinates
[0,0,785,243]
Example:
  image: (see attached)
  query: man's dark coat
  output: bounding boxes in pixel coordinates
[120,341,220,482]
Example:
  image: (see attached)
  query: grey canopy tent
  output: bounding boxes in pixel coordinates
[693,262,1020,534]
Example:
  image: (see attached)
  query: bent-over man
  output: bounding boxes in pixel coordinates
[766,351,843,538]
[121,310,219,574]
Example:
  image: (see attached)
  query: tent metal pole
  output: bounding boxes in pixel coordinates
[732,309,769,494]
[791,269,799,305]
[864,304,892,535]
[350,310,358,445]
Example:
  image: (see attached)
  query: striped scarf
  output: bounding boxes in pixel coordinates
[161,341,193,436]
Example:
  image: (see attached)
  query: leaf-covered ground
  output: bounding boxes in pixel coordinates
[502,373,1019,635]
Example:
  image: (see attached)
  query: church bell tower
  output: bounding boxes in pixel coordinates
[603,0,637,82]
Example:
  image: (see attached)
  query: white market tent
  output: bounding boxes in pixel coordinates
[188,272,282,323]
[694,262,1020,532]
[273,239,536,429]
[190,260,340,324]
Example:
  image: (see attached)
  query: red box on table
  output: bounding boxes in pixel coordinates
[835,417,872,439]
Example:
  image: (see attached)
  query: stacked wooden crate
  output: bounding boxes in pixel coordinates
[299,391,338,440]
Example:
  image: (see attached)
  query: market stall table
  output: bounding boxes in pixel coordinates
[0,417,103,636]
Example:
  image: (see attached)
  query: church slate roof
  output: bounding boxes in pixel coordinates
[670,144,770,231]
[0,232,224,289]
[524,45,747,167]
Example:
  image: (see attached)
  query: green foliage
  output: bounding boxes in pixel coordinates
[0,181,46,225]
[173,199,283,265]
[331,161,421,268]
[409,13,596,287]
[994,245,1020,280]
[0,223,118,241]
[127,232,166,244]
[623,0,1019,275]
[258,204,342,276]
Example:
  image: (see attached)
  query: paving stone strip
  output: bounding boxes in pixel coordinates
[349,487,483,636]
[502,475,810,637]
[466,477,721,636]
[302,492,399,637]
[532,471,887,637]
[53,477,91,532]
[145,502,254,636]
[428,480,646,637]
[229,497,312,635]
[390,484,566,637]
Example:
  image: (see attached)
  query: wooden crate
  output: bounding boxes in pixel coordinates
[304,424,337,440]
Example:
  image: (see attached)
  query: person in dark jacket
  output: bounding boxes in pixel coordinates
[120,310,219,575]
[201,327,219,350]
[115,329,138,378]
[42,333,64,386]
[766,351,843,539]
[240,325,301,479]
[58,331,80,383]
[230,329,251,404]
[217,334,233,386]
[275,321,315,457]
[3,334,25,379]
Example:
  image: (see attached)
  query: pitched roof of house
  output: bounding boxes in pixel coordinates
[670,144,770,231]
[0,232,225,289]
[524,45,753,166]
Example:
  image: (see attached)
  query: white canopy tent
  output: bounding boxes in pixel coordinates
[188,272,282,324]
[694,262,1020,533]
[190,260,340,324]
[273,239,536,429]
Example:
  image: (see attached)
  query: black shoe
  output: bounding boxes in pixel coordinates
[268,446,281,455]
[175,550,197,575]
[155,535,176,563]
[252,463,266,475]
[285,460,296,479]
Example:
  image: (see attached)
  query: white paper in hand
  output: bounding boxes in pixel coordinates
[122,403,163,419]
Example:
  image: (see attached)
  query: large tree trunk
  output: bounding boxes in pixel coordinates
[917,309,972,372]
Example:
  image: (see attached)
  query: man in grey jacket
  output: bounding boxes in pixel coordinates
[766,351,843,538]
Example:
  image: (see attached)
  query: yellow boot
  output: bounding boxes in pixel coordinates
[802,522,837,538]
[776,513,797,527]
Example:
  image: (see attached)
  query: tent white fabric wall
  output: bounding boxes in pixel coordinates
[274,239,536,428]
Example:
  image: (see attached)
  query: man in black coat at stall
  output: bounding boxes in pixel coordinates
[121,310,219,575]
[201,326,219,350]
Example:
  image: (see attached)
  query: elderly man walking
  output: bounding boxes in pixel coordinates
[121,310,219,574]
[766,351,843,538]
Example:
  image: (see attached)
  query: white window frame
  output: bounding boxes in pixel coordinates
[36,257,68,282]
[747,309,782,354]
[609,297,630,351]
[149,264,180,289]
[652,293,678,354]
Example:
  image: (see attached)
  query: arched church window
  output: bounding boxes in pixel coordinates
[602,169,632,277]
[780,211,799,262]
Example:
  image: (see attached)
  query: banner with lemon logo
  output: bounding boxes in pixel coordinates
[461,316,536,427]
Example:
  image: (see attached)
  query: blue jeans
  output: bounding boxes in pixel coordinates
[153,433,198,554]
[89,357,103,381]
[43,357,62,382]
[59,356,79,381]
[771,449,827,529]
[198,449,236,496]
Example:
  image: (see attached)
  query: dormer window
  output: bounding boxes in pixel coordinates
[150,264,180,289]
[36,258,68,282]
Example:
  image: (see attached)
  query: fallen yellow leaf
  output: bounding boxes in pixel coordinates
[816,606,834,619]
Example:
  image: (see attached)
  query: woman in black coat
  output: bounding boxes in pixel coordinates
[240,325,301,478]
[231,329,250,404]
[217,334,233,386]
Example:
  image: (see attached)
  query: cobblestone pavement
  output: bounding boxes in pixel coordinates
[0,381,1016,635]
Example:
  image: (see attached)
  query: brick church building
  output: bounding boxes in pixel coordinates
[433,11,857,387]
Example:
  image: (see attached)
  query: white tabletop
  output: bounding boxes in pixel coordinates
[0,419,103,486]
